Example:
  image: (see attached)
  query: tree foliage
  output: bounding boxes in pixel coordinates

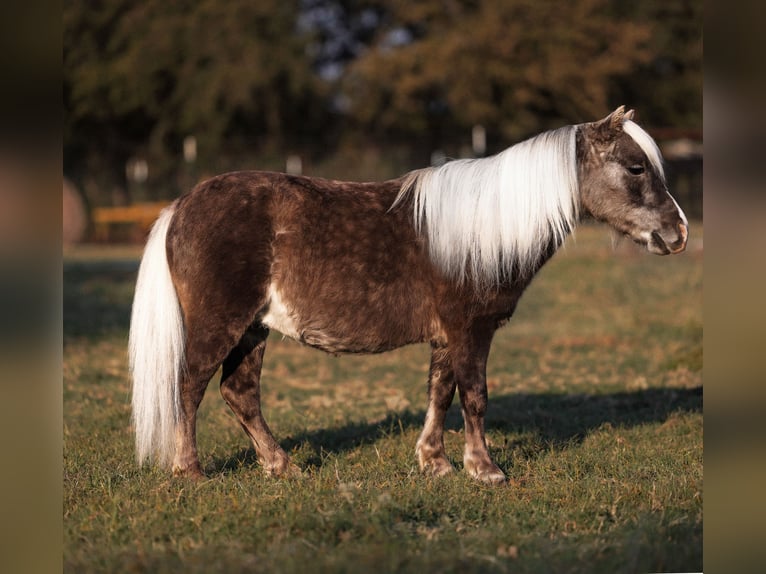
[340,0,654,141]
[64,0,702,203]
[65,0,321,193]
[610,0,703,127]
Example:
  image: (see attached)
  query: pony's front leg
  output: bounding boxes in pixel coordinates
[416,344,457,477]
[453,329,506,485]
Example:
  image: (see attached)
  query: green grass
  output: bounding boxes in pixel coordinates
[64,225,703,573]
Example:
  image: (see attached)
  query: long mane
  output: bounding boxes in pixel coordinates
[393,125,579,287]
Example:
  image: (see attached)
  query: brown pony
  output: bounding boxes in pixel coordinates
[129,106,688,484]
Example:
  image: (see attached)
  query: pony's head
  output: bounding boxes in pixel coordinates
[578,106,688,255]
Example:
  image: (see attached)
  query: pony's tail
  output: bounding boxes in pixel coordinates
[129,204,184,468]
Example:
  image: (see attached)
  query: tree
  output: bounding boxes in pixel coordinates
[339,0,656,144]
[610,0,703,129]
[64,0,322,201]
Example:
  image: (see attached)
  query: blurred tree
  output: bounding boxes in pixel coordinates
[299,0,385,80]
[610,0,703,129]
[64,0,322,202]
[339,0,655,144]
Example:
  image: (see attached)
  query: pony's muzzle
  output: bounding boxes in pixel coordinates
[649,221,688,255]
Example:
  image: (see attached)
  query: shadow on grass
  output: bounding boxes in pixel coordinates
[209,385,701,474]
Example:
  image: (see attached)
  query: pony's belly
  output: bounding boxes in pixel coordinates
[259,283,427,354]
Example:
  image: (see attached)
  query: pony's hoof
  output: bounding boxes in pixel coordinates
[284,463,303,478]
[421,457,455,478]
[172,464,206,481]
[263,459,301,479]
[464,460,507,485]
[475,469,507,485]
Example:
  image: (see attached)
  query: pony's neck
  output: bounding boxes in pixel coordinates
[400,125,579,287]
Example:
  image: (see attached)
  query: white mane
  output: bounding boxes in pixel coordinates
[394,125,579,287]
[623,120,666,182]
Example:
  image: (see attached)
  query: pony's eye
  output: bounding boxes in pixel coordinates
[627,165,645,175]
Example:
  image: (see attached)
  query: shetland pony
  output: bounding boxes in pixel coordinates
[130,106,688,484]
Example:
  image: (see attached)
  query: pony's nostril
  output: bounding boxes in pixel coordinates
[671,222,688,254]
[679,222,688,243]
[650,231,670,254]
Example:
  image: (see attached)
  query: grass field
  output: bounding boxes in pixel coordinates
[63,224,702,573]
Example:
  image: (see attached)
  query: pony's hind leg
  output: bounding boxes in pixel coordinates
[172,322,242,479]
[220,324,297,477]
[165,179,278,478]
[172,305,262,478]
[416,344,457,477]
[173,365,216,478]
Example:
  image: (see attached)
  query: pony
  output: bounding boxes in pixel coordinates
[129,106,688,484]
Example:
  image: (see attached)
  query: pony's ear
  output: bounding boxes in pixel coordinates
[624,108,635,122]
[606,105,626,130]
[591,106,627,141]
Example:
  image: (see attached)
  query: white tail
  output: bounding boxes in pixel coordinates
[129,205,184,467]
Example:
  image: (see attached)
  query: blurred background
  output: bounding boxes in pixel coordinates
[63,0,703,244]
